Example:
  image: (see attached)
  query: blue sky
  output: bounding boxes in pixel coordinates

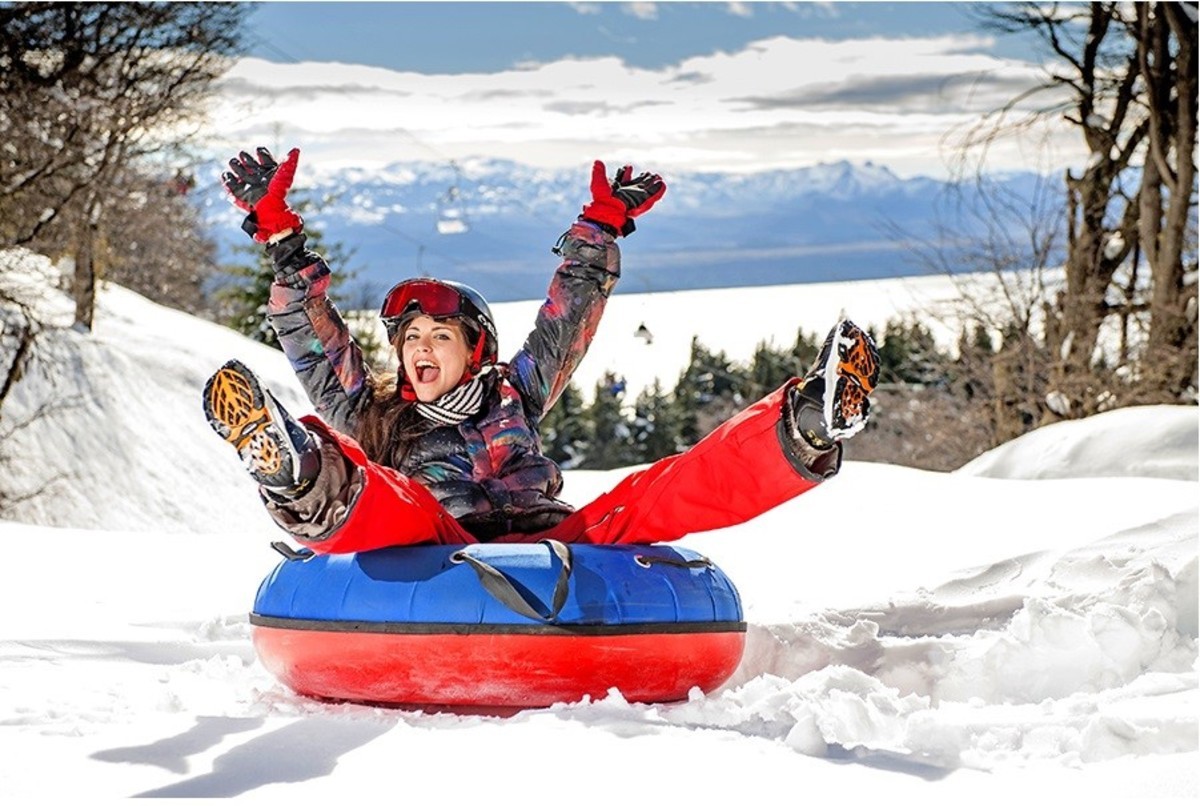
[244,2,1032,74]
[212,2,1072,179]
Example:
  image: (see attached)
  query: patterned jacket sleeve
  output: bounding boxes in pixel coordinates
[263,234,372,434]
[508,220,620,420]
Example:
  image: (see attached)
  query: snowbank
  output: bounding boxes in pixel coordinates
[960,405,1199,481]
[0,249,1195,801]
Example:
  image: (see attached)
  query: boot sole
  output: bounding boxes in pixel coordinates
[203,360,284,476]
[820,320,880,437]
[838,323,880,394]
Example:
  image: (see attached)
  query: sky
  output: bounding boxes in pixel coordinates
[208,1,1076,179]
[243,2,1038,73]
[0,247,1197,799]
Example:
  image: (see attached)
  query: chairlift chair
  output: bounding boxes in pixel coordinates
[436,168,470,235]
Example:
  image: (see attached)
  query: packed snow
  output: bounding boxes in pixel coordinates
[0,248,1196,802]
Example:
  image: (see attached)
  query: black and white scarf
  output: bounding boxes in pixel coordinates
[413,366,495,426]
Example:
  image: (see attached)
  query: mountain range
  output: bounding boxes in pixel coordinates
[204,159,1056,303]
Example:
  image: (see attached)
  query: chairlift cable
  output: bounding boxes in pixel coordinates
[248,34,309,65]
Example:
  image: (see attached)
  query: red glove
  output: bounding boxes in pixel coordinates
[579,160,666,237]
[222,147,303,243]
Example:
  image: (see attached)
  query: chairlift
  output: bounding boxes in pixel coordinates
[436,163,470,235]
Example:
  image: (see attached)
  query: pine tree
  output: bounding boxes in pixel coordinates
[748,337,802,399]
[673,337,748,446]
[539,380,589,469]
[878,317,948,386]
[629,379,684,462]
[585,372,638,469]
[952,323,996,402]
[792,327,822,372]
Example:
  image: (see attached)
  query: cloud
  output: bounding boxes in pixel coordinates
[725,3,754,18]
[460,87,555,102]
[738,72,1039,113]
[209,34,1070,178]
[623,3,659,21]
[544,98,670,116]
[784,2,840,19]
[667,71,714,86]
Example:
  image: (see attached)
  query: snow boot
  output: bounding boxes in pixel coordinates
[789,318,880,450]
[203,359,319,497]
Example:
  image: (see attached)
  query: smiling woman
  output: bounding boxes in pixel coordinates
[399,316,473,402]
[202,145,878,554]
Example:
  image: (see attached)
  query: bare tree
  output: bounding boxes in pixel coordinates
[1135,2,1198,401]
[0,2,247,326]
[0,255,83,514]
[884,163,1065,440]
[100,169,220,314]
[965,2,1198,421]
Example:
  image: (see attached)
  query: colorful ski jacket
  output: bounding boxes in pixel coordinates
[264,221,619,541]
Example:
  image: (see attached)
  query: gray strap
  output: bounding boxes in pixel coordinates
[271,540,315,561]
[635,553,712,570]
[452,539,573,622]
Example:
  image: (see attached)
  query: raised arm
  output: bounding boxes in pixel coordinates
[508,161,665,419]
[222,147,371,433]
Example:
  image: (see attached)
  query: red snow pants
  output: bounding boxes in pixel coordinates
[296,384,829,553]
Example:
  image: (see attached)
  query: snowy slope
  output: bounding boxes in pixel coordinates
[959,406,1198,481]
[0,250,1195,802]
[0,246,1002,532]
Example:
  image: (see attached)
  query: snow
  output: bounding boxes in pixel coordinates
[493,268,1011,404]
[960,406,1198,482]
[1,248,1197,802]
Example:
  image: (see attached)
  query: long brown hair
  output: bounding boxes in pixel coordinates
[354,370,431,467]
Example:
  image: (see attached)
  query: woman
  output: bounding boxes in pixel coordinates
[205,148,879,553]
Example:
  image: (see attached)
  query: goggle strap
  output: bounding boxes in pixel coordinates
[470,330,487,371]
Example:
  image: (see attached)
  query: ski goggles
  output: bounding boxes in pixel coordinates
[380,279,476,339]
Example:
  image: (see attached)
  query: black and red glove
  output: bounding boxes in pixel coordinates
[222,147,303,244]
[579,160,666,237]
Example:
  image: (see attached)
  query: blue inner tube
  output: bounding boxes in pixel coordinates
[252,542,743,632]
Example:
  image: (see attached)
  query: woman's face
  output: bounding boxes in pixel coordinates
[399,315,472,402]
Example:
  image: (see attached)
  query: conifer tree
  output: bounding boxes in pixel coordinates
[539,380,589,469]
[792,327,822,372]
[953,324,996,402]
[878,317,947,386]
[673,337,748,446]
[585,372,638,469]
[746,327,822,399]
[629,379,684,462]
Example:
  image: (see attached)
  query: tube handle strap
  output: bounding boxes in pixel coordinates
[452,539,573,623]
[271,541,315,561]
[634,553,712,570]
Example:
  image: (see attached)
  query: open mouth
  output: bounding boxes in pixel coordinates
[414,360,440,384]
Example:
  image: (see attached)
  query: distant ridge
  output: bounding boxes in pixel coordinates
[204,159,1054,302]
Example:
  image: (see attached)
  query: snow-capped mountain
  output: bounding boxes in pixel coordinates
[203,160,1051,302]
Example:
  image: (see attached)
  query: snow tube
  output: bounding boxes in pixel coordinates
[250,540,745,708]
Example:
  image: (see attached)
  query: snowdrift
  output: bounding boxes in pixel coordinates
[0,249,1195,800]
